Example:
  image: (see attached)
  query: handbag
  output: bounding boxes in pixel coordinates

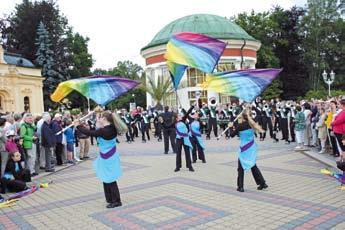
[336,160,345,171]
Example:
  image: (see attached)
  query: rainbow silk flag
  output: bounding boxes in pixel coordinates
[51,76,139,105]
[164,32,226,90]
[202,68,282,102]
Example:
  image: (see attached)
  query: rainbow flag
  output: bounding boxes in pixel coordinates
[202,69,282,102]
[51,76,139,105]
[164,32,226,89]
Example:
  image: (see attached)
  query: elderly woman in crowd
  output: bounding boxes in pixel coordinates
[20,113,38,177]
[317,107,328,153]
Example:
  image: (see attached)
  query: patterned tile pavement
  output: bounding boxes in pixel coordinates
[0,134,344,230]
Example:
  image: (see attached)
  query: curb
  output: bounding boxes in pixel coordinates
[300,150,340,172]
[33,158,93,181]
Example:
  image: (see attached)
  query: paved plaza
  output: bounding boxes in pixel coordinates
[1,135,344,230]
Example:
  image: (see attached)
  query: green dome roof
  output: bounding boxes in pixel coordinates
[141,14,257,51]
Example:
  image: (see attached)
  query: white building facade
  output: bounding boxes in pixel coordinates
[140,14,261,109]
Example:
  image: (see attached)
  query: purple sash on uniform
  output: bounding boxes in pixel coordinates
[175,123,189,137]
[240,140,254,153]
[190,125,201,137]
[100,146,117,159]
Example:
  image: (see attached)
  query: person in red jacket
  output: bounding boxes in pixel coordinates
[331,99,345,158]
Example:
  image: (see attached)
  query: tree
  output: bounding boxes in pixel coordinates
[269,6,308,99]
[0,0,69,63]
[67,30,93,78]
[142,76,174,107]
[300,0,344,91]
[35,21,64,109]
[234,11,283,99]
[92,61,146,109]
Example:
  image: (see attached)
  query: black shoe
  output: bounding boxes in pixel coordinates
[189,167,194,172]
[158,139,162,142]
[164,152,168,154]
[237,187,244,192]
[334,154,340,157]
[257,184,268,190]
[202,160,206,163]
[45,169,55,172]
[31,173,39,177]
[174,168,180,172]
[106,202,122,208]
[285,141,290,144]
[206,136,210,140]
[192,160,196,163]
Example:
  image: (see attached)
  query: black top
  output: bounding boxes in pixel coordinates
[229,121,251,138]
[5,159,24,180]
[77,124,117,140]
[41,121,57,148]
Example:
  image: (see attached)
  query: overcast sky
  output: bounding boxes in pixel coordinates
[1,0,307,69]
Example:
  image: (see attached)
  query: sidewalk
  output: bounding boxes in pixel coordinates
[300,147,341,171]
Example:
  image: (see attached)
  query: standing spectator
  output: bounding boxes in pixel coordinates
[36,115,45,169]
[20,113,37,176]
[331,99,345,157]
[64,119,75,164]
[76,120,90,159]
[0,117,7,178]
[51,113,63,165]
[294,105,306,150]
[310,102,320,147]
[326,101,340,157]
[41,112,56,172]
[13,113,22,134]
[303,103,312,147]
[317,108,328,153]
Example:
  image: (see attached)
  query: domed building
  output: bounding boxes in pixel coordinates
[140,14,261,109]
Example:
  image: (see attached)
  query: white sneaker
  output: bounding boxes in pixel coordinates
[318,149,325,154]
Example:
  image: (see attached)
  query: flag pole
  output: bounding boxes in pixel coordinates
[216,110,244,140]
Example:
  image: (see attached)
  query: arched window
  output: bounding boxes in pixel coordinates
[24,96,30,112]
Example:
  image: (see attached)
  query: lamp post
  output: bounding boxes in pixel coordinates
[322,70,335,96]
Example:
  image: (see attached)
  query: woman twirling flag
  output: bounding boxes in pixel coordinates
[202,68,282,192]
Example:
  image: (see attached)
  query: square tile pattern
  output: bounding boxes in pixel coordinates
[91,196,230,229]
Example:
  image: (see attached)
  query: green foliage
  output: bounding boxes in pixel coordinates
[142,76,174,107]
[107,88,146,110]
[35,21,64,109]
[0,0,94,110]
[93,61,145,109]
[70,108,81,115]
[300,89,345,100]
[262,79,284,100]
[67,31,93,78]
[300,0,345,91]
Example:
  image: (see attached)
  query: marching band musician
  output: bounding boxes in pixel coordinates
[199,103,208,134]
[140,110,152,143]
[280,102,291,144]
[220,104,230,139]
[261,102,277,142]
[206,98,218,140]
[153,111,162,142]
[121,109,134,143]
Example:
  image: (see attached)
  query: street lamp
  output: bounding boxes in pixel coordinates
[322,70,335,96]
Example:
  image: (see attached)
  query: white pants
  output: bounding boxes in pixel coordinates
[295,130,305,145]
[26,147,36,174]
